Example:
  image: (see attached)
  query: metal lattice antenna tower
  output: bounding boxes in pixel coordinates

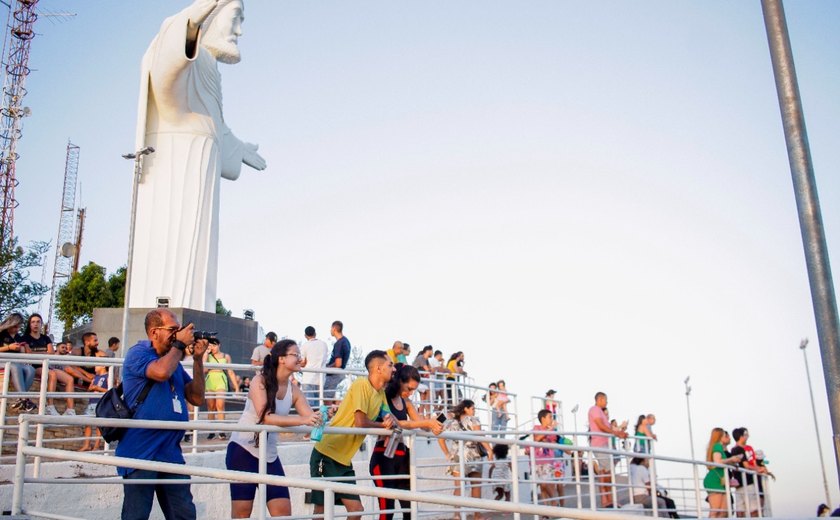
[0,0,38,245]
[46,141,79,338]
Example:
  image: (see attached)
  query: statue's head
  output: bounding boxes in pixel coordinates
[202,0,244,64]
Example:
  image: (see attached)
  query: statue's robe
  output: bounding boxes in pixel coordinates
[130,5,249,311]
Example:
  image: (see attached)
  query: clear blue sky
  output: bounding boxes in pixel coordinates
[9,1,840,515]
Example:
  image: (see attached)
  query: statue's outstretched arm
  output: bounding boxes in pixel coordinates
[220,125,267,180]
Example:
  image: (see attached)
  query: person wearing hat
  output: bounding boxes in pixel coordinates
[544,389,559,420]
[251,332,278,367]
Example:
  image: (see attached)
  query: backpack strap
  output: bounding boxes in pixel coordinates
[130,379,157,413]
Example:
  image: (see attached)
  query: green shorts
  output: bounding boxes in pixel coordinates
[309,449,360,505]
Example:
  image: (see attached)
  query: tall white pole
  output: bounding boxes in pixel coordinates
[684,377,695,460]
[119,147,154,358]
[802,338,832,508]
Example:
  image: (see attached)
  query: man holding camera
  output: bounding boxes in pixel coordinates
[116,309,208,520]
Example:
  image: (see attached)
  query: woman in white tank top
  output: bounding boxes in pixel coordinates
[225,339,321,518]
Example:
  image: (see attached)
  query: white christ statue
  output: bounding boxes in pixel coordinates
[129,0,265,312]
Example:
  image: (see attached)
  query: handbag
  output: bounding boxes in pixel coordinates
[458,417,488,458]
[95,380,155,443]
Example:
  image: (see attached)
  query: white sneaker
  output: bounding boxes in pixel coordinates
[85,404,96,416]
[45,405,59,416]
[64,408,76,416]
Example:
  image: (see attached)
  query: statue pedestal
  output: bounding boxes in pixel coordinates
[87,307,261,364]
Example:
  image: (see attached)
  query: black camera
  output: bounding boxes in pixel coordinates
[193,330,217,341]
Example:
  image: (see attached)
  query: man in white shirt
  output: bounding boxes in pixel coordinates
[299,326,329,407]
[428,349,445,410]
[250,332,277,368]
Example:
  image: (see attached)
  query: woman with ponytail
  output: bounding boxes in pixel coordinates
[438,399,494,519]
[370,363,443,520]
[225,339,321,518]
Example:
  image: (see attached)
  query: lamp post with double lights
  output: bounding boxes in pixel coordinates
[119,146,154,358]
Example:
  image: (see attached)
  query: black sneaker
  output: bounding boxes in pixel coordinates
[183,434,193,443]
[22,400,37,413]
[218,433,227,440]
[207,433,215,440]
[10,399,24,411]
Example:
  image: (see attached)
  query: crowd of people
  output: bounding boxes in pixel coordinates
[2,309,780,520]
[0,312,119,421]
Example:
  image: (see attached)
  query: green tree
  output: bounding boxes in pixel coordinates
[0,238,49,317]
[55,262,124,330]
[216,298,232,316]
[107,266,126,305]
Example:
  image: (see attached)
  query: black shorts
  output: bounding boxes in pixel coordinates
[225,442,290,502]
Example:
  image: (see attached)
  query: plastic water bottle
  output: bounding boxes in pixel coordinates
[310,404,329,442]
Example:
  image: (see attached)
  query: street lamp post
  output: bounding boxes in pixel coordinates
[802,338,832,508]
[118,147,154,359]
[685,376,703,518]
[685,376,695,460]
[570,404,579,444]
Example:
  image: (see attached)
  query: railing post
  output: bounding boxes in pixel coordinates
[258,429,267,520]
[763,474,773,517]
[0,361,11,456]
[191,405,199,454]
[510,441,521,520]
[724,466,733,518]
[587,449,596,510]
[513,394,520,432]
[458,439,467,520]
[33,358,50,477]
[754,470,763,518]
[693,454,703,518]
[648,451,659,518]
[609,450,617,509]
[324,488,335,520]
[12,417,29,515]
[529,438,538,508]
[409,433,418,518]
[742,470,751,517]
[573,450,582,509]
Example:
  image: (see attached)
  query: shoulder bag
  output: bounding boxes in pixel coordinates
[95,379,155,443]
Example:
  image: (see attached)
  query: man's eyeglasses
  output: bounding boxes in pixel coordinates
[153,326,180,333]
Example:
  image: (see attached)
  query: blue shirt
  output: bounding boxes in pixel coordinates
[90,373,109,405]
[115,340,192,476]
[328,336,351,369]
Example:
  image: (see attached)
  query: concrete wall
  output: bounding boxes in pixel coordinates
[91,308,260,364]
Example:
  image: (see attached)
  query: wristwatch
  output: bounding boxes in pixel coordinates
[171,340,187,352]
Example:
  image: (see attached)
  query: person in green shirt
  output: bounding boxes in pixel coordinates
[310,350,395,519]
[704,428,743,518]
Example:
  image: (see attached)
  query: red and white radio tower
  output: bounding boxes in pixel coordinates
[0,0,38,245]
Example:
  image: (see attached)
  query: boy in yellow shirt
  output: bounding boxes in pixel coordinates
[310,350,395,519]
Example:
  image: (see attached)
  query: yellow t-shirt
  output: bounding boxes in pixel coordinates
[314,376,386,466]
[386,349,399,364]
[446,359,458,380]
